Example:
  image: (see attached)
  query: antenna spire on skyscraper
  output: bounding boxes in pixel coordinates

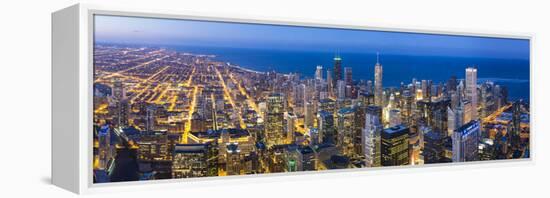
[376,52,380,64]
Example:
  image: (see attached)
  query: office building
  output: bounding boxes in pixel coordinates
[344,67,353,85]
[265,93,285,147]
[374,53,384,106]
[172,144,209,178]
[315,65,323,80]
[381,125,410,166]
[333,55,342,86]
[465,67,478,120]
[225,143,242,175]
[363,105,383,167]
[317,110,335,144]
[337,107,357,157]
[452,120,480,162]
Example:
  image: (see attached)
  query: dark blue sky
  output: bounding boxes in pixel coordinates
[95,15,530,60]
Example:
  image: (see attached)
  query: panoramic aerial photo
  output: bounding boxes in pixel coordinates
[92,15,530,183]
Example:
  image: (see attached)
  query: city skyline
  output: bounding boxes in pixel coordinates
[92,15,530,183]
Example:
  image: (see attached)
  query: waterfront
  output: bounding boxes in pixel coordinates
[92,14,530,183]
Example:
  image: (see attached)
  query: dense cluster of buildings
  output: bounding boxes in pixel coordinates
[92,46,530,183]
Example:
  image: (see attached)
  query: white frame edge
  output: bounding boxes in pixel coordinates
[51,3,535,194]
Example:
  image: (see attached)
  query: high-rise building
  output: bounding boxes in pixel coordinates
[345,85,353,98]
[421,80,429,100]
[337,80,346,99]
[285,113,297,144]
[304,102,314,129]
[137,131,170,161]
[225,143,242,175]
[333,55,342,86]
[344,67,353,85]
[112,77,125,100]
[308,128,321,145]
[400,90,415,127]
[318,98,336,114]
[381,125,410,166]
[416,98,450,135]
[326,69,333,97]
[452,120,480,162]
[447,107,458,137]
[294,84,306,115]
[359,92,375,107]
[511,101,523,150]
[97,125,111,170]
[374,53,384,106]
[463,100,473,124]
[447,75,458,92]
[117,99,129,127]
[479,138,496,161]
[265,93,285,147]
[298,146,317,171]
[337,107,357,157]
[315,65,323,80]
[172,144,209,178]
[423,131,449,164]
[363,105,383,167]
[366,80,373,94]
[465,67,478,120]
[480,82,496,118]
[317,110,335,144]
[145,106,156,131]
[191,112,206,132]
[512,101,522,136]
[389,109,401,127]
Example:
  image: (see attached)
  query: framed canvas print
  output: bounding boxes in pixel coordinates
[52,4,533,194]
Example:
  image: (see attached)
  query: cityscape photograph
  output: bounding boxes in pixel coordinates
[92,15,530,183]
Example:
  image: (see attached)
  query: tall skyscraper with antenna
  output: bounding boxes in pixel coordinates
[374,53,384,106]
[333,54,342,87]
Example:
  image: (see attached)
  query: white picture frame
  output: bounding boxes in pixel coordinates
[52,3,534,194]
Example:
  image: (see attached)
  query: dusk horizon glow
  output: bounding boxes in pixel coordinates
[94,15,530,60]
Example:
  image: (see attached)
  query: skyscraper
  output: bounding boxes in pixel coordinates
[374,53,384,106]
[265,93,285,147]
[294,84,306,115]
[145,106,156,131]
[225,143,242,175]
[97,125,111,170]
[447,75,458,92]
[400,90,415,127]
[389,109,401,127]
[363,105,383,167]
[452,120,480,162]
[112,77,125,100]
[117,99,129,127]
[333,54,342,86]
[304,102,314,129]
[423,131,449,164]
[337,107,357,157]
[447,106,458,137]
[172,144,209,178]
[381,125,410,166]
[317,110,335,144]
[315,65,323,81]
[465,67,478,120]
[286,113,297,144]
[344,67,353,85]
[326,69,333,97]
[421,80,428,100]
[337,80,346,99]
